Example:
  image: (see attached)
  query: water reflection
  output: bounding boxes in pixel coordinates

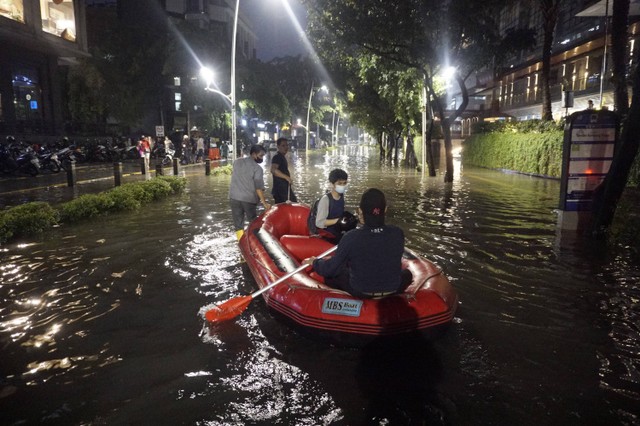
[0,146,638,424]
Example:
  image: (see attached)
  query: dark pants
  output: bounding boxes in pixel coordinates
[230,198,258,231]
[325,268,413,298]
[272,184,297,204]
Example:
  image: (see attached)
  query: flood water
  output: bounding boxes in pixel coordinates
[1,146,638,425]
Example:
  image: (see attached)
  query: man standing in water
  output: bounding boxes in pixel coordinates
[270,137,297,203]
[229,145,271,240]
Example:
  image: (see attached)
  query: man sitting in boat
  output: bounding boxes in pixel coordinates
[303,188,407,298]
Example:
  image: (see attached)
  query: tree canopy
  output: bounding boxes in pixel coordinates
[303,0,530,180]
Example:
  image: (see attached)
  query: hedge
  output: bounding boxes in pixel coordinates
[0,176,187,244]
[462,130,564,178]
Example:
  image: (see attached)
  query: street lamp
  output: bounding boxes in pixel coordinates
[198,0,239,160]
[305,84,327,151]
[200,67,231,102]
[230,0,240,161]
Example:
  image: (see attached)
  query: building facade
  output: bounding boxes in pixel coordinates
[163,0,257,135]
[454,0,639,133]
[0,0,89,137]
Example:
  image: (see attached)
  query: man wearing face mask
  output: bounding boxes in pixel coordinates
[229,144,271,240]
[315,168,354,241]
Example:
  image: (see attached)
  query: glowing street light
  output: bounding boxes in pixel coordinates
[230,0,240,161]
[305,84,328,151]
[198,0,239,160]
[200,66,231,102]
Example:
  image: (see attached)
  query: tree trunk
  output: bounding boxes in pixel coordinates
[387,132,395,161]
[378,132,385,160]
[425,92,436,176]
[393,134,401,164]
[539,0,559,121]
[405,130,417,168]
[590,59,640,236]
[611,0,630,116]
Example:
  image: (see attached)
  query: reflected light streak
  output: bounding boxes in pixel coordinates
[278,0,334,88]
[185,371,213,377]
[166,18,203,70]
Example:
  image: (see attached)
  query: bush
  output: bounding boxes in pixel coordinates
[158,175,188,192]
[472,118,565,134]
[0,202,59,243]
[58,193,109,222]
[1,176,188,244]
[138,178,173,200]
[211,164,233,176]
[463,130,564,178]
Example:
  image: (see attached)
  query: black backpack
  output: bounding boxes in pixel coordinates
[307,192,332,235]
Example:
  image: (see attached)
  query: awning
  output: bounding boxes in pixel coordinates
[576,0,640,17]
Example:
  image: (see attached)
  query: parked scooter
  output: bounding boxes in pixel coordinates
[162,145,175,166]
[0,143,18,174]
[37,146,62,173]
[13,145,41,176]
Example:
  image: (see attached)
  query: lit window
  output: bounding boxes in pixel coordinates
[41,0,76,41]
[12,69,42,122]
[0,0,24,23]
[175,93,181,101]
[174,77,181,86]
[175,102,182,111]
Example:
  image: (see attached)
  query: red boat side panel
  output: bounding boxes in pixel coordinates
[280,235,335,262]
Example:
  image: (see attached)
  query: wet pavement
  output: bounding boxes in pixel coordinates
[0,159,228,209]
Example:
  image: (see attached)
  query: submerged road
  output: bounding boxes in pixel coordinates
[0,146,638,424]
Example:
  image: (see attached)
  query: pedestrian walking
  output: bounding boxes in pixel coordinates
[221,141,229,159]
[229,144,271,240]
[138,135,151,170]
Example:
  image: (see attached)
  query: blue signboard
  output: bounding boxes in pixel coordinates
[30,100,38,110]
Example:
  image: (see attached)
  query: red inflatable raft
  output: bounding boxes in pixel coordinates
[239,203,458,344]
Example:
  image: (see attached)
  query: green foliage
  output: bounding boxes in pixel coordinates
[463,130,563,178]
[211,165,233,176]
[157,175,188,192]
[610,189,640,250]
[1,177,187,244]
[0,202,59,243]
[472,119,565,134]
[629,153,640,186]
[58,194,108,223]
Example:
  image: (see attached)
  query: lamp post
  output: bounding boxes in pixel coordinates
[229,0,240,160]
[305,84,327,151]
[198,0,239,160]
[200,66,234,158]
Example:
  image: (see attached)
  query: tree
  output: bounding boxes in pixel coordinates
[240,59,291,124]
[611,0,630,116]
[305,0,524,182]
[537,0,560,121]
[591,0,637,237]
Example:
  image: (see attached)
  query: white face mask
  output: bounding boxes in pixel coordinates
[335,184,347,194]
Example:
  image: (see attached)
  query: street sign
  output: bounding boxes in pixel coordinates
[559,110,618,212]
[155,126,165,137]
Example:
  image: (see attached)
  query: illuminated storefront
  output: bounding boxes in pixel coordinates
[41,0,77,41]
[0,0,87,135]
[0,0,24,23]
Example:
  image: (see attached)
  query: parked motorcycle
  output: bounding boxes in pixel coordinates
[37,146,62,173]
[162,146,175,166]
[0,144,18,175]
[13,146,41,176]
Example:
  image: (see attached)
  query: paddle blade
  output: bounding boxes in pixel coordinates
[205,295,253,323]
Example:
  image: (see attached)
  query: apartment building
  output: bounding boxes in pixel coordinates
[0,0,89,136]
[455,0,639,131]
